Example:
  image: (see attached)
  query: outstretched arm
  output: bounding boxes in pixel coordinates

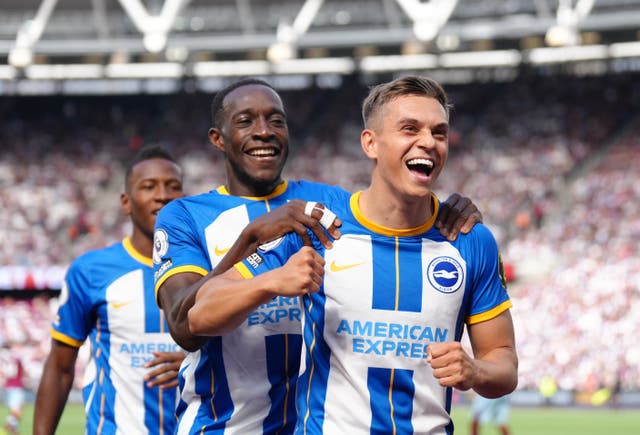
[436,193,483,241]
[427,310,518,398]
[159,200,340,351]
[33,340,79,435]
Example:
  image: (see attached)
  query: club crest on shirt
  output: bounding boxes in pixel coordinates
[427,256,464,293]
[153,229,169,264]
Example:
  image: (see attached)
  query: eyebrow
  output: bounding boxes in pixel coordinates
[396,117,449,129]
[231,107,286,118]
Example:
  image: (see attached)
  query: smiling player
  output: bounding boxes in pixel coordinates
[188,76,518,434]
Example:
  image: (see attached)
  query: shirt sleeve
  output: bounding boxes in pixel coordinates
[235,233,305,278]
[51,259,93,347]
[154,200,210,292]
[464,224,512,325]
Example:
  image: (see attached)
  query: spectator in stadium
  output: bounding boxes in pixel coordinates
[1,340,26,435]
[470,394,512,435]
[153,77,484,433]
[161,76,515,433]
[33,146,186,434]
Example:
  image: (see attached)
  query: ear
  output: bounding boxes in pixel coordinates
[360,129,377,159]
[209,127,225,153]
[120,192,132,216]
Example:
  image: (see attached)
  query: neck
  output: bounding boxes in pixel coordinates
[129,231,153,258]
[359,185,434,230]
[226,176,283,197]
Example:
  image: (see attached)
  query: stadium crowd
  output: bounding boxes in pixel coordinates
[1,72,638,401]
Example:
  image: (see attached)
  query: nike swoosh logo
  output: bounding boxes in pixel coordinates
[111,301,132,309]
[330,260,365,272]
[214,246,231,256]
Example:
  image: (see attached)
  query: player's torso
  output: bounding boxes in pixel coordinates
[297,202,466,435]
[77,243,178,434]
[173,182,348,434]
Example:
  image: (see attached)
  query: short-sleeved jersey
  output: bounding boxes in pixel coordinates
[237,192,511,435]
[153,180,350,434]
[52,237,180,435]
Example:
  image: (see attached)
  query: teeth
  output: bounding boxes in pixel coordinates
[248,148,276,156]
[406,158,433,167]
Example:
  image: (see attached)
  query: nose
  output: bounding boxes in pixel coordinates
[252,116,274,139]
[417,131,437,150]
[155,185,175,203]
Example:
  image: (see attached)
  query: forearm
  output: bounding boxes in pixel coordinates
[188,272,276,336]
[165,226,260,348]
[212,225,261,275]
[472,347,518,398]
[33,363,74,434]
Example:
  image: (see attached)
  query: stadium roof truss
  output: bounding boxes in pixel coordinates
[1,0,640,83]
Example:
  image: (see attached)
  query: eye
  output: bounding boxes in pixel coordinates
[270,115,287,127]
[402,125,418,133]
[235,116,252,127]
[433,128,448,140]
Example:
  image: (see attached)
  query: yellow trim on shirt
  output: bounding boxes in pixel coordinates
[467,300,513,325]
[154,265,209,293]
[350,191,440,237]
[123,237,153,267]
[51,329,84,348]
[234,262,254,279]
[216,179,289,200]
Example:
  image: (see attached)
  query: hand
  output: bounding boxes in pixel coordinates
[245,200,341,249]
[435,193,483,241]
[427,341,477,391]
[267,246,325,297]
[144,351,185,389]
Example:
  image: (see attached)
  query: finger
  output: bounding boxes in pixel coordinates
[144,366,173,381]
[308,204,340,247]
[147,372,177,388]
[303,201,318,218]
[446,215,467,241]
[461,211,483,234]
[159,380,179,390]
[435,201,452,230]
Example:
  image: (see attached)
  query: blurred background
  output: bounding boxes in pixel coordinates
[0,0,639,420]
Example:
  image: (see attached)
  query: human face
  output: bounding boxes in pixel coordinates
[361,94,448,200]
[209,84,289,197]
[121,157,184,240]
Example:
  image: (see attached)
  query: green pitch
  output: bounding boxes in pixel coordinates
[1,403,638,434]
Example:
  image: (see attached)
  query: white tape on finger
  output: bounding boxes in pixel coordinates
[318,208,337,230]
[304,201,318,217]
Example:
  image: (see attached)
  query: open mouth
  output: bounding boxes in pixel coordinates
[406,157,434,177]
[246,147,279,157]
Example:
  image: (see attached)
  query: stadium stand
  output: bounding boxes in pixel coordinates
[0,71,638,404]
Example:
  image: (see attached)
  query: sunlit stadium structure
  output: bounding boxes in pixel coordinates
[1,0,640,92]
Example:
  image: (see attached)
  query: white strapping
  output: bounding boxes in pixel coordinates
[304,201,318,217]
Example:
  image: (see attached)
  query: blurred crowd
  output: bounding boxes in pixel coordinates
[0,73,638,399]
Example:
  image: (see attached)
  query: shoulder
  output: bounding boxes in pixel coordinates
[459,223,498,246]
[287,179,350,201]
[66,241,127,282]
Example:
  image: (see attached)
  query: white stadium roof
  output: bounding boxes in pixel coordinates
[1,0,640,90]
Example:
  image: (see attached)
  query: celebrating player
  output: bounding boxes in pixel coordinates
[34,146,185,434]
[186,76,518,434]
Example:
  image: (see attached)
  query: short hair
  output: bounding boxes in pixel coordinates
[210,78,277,128]
[124,145,179,187]
[361,75,451,128]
